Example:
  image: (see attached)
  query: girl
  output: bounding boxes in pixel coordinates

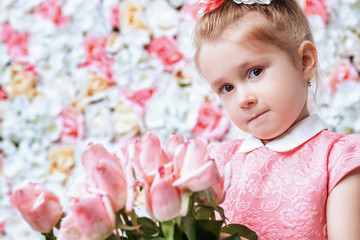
[194,0,360,239]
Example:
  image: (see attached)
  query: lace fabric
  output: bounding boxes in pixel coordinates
[209,129,360,239]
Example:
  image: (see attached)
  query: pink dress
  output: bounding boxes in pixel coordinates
[209,114,360,239]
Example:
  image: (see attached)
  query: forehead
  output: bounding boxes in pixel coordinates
[197,37,270,81]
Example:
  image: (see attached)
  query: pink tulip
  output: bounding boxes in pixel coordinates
[132,132,170,181]
[58,194,115,240]
[81,143,128,212]
[173,138,218,192]
[206,161,232,205]
[165,132,185,160]
[147,167,187,221]
[10,181,63,233]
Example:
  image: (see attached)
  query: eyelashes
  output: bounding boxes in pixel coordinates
[220,84,234,94]
[218,67,264,94]
[249,68,263,79]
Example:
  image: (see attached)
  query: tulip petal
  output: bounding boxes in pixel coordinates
[173,160,216,192]
[150,173,182,222]
[70,195,115,240]
[165,132,185,159]
[140,132,169,174]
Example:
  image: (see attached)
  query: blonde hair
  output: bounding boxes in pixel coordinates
[194,0,320,108]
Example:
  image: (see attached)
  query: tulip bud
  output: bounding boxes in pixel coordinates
[10,181,63,233]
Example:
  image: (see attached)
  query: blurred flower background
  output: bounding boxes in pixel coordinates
[0,0,359,239]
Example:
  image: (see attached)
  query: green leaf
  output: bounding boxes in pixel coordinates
[138,217,160,236]
[193,205,216,220]
[196,220,223,239]
[221,224,258,240]
[174,222,187,240]
[195,225,218,240]
[105,234,121,240]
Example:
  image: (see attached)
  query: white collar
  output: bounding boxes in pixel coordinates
[239,113,328,153]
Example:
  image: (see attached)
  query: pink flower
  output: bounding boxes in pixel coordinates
[131,132,170,181]
[164,132,185,160]
[121,85,157,114]
[191,101,230,141]
[79,35,114,82]
[0,88,7,100]
[0,151,4,172]
[0,221,5,235]
[206,161,232,205]
[303,0,328,23]
[81,143,129,212]
[59,108,84,144]
[10,181,63,233]
[57,194,115,240]
[172,138,218,192]
[127,132,233,220]
[172,138,232,205]
[198,0,225,15]
[110,6,120,30]
[331,58,360,92]
[34,0,69,27]
[147,36,185,72]
[181,3,201,21]
[0,23,30,62]
[147,167,187,222]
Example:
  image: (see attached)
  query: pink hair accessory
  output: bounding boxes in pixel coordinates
[199,0,225,15]
[199,0,272,15]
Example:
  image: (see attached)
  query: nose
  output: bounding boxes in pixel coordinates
[238,91,257,109]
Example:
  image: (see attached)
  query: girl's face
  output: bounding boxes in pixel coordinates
[198,36,310,143]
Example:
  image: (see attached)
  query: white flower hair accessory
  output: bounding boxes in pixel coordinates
[234,0,272,4]
[199,0,272,15]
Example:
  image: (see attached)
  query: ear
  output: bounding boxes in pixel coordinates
[298,41,318,82]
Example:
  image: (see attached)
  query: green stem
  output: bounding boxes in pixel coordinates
[42,230,56,240]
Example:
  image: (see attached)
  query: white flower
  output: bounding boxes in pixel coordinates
[145,0,179,37]
[84,102,113,141]
[233,0,272,4]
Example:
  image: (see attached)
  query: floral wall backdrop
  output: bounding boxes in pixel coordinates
[0,0,359,238]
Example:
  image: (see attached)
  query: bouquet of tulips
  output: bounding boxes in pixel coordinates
[10,132,257,240]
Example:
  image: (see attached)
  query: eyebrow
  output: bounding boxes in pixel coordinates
[210,56,265,88]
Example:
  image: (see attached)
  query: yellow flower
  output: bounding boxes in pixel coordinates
[111,101,144,139]
[48,145,75,181]
[72,72,109,111]
[7,62,39,98]
[121,1,147,32]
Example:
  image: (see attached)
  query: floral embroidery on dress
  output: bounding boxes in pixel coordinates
[211,129,360,240]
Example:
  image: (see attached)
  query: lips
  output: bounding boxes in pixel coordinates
[248,110,269,123]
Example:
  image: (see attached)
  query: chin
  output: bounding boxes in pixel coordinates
[253,132,279,142]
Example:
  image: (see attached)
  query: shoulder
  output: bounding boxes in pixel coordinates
[328,132,360,159]
[327,132,360,193]
[208,139,245,168]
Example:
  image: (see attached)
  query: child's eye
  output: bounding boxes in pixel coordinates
[249,68,263,79]
[220,84,234,94]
